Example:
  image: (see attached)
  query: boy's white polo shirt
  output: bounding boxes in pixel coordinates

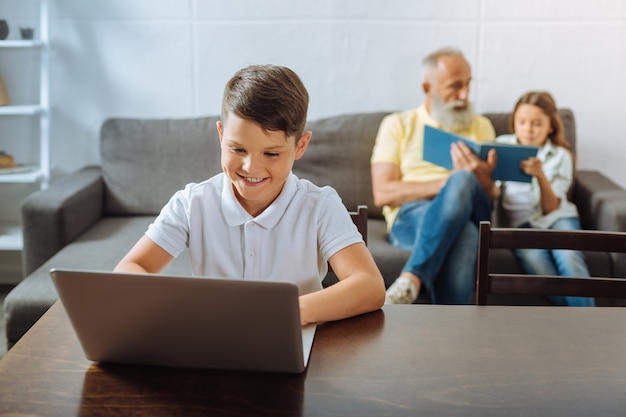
[146,173,362,295]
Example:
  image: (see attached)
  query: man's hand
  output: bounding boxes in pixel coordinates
[450,141,498,198]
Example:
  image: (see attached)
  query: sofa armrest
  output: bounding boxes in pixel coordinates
[21,166,104,276]
[573,170,626,232]
[574,170,626,280]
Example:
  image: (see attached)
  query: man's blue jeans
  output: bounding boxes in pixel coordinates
[514,217,595,307]
[389,171,492,304]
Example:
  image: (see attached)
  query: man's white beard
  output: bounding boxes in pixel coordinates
[430,95,474,131]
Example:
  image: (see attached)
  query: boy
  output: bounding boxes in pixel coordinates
[114,64,385,325]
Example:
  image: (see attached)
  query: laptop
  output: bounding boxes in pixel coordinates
[50,268,316,373]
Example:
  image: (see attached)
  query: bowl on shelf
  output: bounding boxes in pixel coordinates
[19,27,34,40]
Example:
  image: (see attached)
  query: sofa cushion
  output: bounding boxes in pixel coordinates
[295,112,391,219]
[101,117,223,215]
[484,108,576,155]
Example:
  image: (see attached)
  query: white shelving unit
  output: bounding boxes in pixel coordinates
[0,0,49,251]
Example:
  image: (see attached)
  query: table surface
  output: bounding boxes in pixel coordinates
[1,301,626,417]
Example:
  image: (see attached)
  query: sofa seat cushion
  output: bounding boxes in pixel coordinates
[295,112,391,219]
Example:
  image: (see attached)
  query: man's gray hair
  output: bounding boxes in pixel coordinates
[422,47,465,70]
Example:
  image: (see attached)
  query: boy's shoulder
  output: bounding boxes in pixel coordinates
[176,173,225,201]
[293,176,337,197]
[187,173,224,188]
[288,175,342,212]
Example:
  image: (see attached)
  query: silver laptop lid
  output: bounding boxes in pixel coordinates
[50,268,316,373]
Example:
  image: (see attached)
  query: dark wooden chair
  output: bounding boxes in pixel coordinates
[324,205,368,285]
[475,221,626,305]
[349,205,368,245]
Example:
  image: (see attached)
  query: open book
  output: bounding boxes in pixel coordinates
[423,125,539,183]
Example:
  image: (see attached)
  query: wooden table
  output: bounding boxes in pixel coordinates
[1,301,626,416]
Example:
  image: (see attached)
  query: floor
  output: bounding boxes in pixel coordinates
[0,284,14,358]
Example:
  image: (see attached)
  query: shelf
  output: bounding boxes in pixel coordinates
[0,105,43,116]
[0,0,49,255]
[0,223,23,251]
[0,167,43,183]
[0,40,43,48]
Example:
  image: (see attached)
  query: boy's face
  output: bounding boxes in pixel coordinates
[217,112,310,217]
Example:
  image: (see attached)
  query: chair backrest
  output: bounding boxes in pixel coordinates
[326,205,368,281]
[475,221,626,305]
[349,205,368,245]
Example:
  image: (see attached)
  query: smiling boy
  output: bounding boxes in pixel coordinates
[114,64,385,324]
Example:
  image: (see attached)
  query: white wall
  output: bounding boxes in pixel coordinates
[2,0,626,196]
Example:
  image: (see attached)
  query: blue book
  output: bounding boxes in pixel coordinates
[423,125,539,183]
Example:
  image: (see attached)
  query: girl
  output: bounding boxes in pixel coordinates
[497,91,594,307]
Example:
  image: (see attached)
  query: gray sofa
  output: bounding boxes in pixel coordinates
[5,109,626,348]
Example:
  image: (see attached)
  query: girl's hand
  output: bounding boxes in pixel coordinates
[520,157,544,178]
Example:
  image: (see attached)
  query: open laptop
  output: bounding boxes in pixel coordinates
[50,268,316,373]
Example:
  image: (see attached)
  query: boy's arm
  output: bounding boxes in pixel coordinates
[114,235,174,274]
[298,242,385,325]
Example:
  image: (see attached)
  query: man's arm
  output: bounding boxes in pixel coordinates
[371,161,447,208]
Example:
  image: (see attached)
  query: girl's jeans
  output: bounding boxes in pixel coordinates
[514,217,595,307]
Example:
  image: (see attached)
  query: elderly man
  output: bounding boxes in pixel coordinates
[371,47,498,304]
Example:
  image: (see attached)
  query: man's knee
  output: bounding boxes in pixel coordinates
[443,171,481,197]
[448,170,478,186]
[437,172,486,217]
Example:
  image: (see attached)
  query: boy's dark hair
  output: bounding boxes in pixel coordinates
[221,64,309,141]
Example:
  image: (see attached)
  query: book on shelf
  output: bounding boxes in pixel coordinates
[423,125,539,183]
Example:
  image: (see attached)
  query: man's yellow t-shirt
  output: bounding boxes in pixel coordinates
[371,105,496,227]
